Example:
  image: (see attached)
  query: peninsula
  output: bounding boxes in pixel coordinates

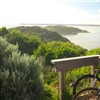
[45,25,89,35]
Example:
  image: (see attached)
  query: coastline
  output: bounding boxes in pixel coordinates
[63,25,100,50]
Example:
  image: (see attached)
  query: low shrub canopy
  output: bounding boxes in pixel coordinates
[0,36,44,100]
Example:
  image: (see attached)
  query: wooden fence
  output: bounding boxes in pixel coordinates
[51,55,100,100]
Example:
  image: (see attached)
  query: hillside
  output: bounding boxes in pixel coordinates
[45,25,89,35]
[9,26,70,42]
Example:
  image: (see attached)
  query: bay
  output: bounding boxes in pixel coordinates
[63,26,100,50]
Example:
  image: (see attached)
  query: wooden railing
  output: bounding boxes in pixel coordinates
[51,55,100,100]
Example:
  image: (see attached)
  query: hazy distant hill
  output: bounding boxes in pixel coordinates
[45,25,89,35]
[9,26,70,42]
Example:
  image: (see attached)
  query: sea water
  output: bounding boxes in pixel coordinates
[63,26,100,50]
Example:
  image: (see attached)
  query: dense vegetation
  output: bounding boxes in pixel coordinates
[86,48,100,55]
[34,41,86,66]
[0,26,100,100]
[8,30,42,55]
[0,36,59,100]
[9,26,69,42]
[0,37,44,100]
[45,25,89,35]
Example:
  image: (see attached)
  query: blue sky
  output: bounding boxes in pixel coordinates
[65,2,100,14]
[0,0,100,27]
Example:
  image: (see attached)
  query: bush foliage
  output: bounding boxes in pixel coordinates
[86,48,100,55]
[34,41,87,66]
[0,36,44,100]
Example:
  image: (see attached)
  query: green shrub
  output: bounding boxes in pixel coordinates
[34,41,86,66]
[0,36,18,65]
[0,36,44,100]
[86,48,100,55]
[43,84,58,100]
[45,71,58,86]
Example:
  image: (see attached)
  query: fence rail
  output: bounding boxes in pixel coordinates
[51,55,100,100]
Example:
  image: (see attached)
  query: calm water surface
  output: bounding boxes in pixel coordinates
[63,26,100,50]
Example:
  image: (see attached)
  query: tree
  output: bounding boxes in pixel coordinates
[0,27,9,36]
[8,30,42,54]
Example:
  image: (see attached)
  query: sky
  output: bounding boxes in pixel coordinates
[0,0,100,28]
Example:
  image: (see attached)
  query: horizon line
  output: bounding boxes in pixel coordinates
[20,23,100,26]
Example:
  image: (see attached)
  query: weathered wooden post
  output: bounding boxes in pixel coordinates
[58,71,66,100]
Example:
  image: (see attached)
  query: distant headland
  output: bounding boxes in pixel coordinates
[45,25,89,35]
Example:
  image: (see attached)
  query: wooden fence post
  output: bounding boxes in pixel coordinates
[59,71,66,100]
